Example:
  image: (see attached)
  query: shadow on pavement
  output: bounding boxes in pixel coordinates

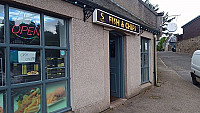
[195,83,200,88]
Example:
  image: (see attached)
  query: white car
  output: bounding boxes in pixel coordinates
[191,50,200,85]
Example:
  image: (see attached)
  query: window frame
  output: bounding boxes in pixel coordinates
[0,3,71,113]
[141,37,150,84]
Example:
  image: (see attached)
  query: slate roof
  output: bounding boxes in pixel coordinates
[181,15,200,28]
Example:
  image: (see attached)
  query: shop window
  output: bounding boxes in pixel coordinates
[0,5,4,43]
[0,5,70,113]
[141,38,149,84]
[0,91,6,113]
[44,16,66,47]
[12,86,41,113]
[45,49,66,79]
[10,48,41,84]
[46,81,67,112]
[9,8,40,45]
[0,48,5,86]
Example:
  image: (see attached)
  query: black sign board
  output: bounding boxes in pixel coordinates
[93,9,140,34]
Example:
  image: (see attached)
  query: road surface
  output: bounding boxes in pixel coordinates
[157,51,192,83]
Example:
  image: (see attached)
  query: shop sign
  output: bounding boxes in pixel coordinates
[11,22,40,40]
[18,51,36,63]
[93,9,140,34]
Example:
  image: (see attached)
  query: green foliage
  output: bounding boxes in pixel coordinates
[157,37,166,51]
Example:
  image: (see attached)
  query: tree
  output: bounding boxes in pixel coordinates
[162,12,176,35]
[157,37,166,51]
[143,0,176,35]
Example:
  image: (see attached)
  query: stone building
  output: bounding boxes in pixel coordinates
[176,16,200,54]
[0,0,162,113]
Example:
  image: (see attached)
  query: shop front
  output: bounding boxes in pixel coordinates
[0,4,70,113]
[0,0,163,113]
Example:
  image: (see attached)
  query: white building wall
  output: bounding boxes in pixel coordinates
[125,31,154,98]
[125,34,142,98]
[70,18,110,113]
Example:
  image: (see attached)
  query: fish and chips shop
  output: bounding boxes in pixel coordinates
[0,0,162,113]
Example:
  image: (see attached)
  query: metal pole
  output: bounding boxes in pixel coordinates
[153,35,157,86]
[5,4,12,113]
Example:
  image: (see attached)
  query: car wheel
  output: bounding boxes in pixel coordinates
[191,73,198,85]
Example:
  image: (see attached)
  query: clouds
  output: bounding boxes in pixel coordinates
[9,7,40,25]
[44,16,64,34]
[0,5,3,13]
[0,5,3,22]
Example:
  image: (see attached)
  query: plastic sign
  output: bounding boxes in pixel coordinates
[18,51,36,63]
[167,23,177,32]
[11,22,40,39]
[60,50,66,56]
[93,9,140,34]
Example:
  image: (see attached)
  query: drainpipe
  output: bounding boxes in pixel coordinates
[153,35,157,86]
[154,12,163,86]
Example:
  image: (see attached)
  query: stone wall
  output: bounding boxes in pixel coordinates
[113,0,161,29]
[176,36,200,55]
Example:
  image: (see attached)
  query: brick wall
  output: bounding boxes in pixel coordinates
[176,35,200,55]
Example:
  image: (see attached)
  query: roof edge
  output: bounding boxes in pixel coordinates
[63,0,161,34]
[138,0,158,16]
[181,15,200,28]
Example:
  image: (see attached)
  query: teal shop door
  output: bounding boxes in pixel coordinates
[109,32,124,98]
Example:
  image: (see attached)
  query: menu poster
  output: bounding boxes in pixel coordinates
[18,51,36,63]
[46,81,67,113]
[14,87,41,113]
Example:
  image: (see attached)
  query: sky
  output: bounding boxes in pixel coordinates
[149,0,200,34]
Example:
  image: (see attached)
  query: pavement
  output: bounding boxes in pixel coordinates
[103,57,200,113]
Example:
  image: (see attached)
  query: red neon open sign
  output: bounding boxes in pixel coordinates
[11,23,40,39]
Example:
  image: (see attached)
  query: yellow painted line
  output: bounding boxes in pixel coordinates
[159,58,168,68]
